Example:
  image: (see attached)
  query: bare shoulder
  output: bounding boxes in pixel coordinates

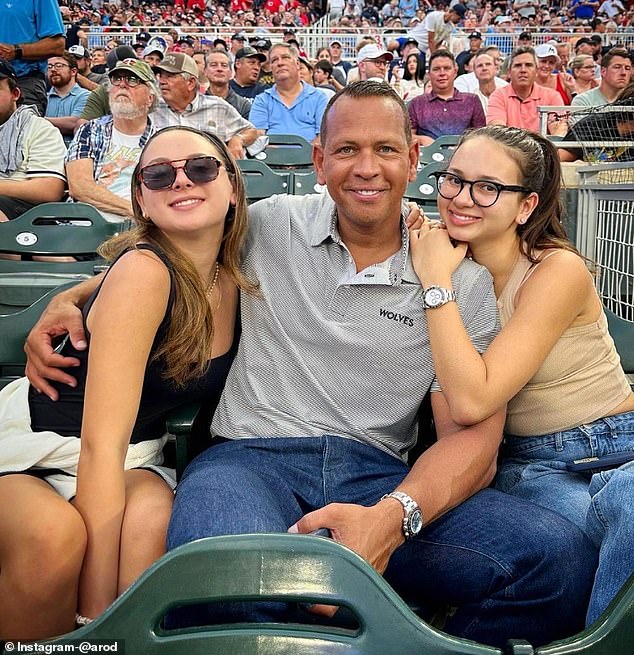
[533,249,592,286]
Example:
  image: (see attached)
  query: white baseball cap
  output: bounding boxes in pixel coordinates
[358,44,394,63]
[534,43,559,59]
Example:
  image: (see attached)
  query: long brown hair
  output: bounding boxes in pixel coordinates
[457,125,580,263]
[100,126,256,386]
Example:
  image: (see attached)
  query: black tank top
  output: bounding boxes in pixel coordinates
[29,243,238,443]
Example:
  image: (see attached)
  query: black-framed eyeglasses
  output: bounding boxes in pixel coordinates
[47,63,71,71]
[138,156,223,190]
[110,73,145,87]
[429,171,532,208]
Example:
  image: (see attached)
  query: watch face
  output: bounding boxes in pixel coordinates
[425,287,444,307]
[408,509,423,536]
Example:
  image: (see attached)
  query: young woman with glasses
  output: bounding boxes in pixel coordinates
[0,126,253,638]
[409,125,634,628]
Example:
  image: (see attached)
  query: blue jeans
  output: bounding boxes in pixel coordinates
[495,410,634,626]
[168,436,596,647]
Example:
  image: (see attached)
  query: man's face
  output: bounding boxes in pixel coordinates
[75,55,90,74]
[313,95,418,236]
[0,77,19,125]
[429,56,457,94]
[270,47,300,84]
[231,38,245,54]
[329,43,342,62]
[602,56,632,92]
[313,67,329,85]
[109,74,153,120]
[235,56,261,84]
[359,56,389,81]
[537,56,558,76]
[469,37,482,52]
[510,52,537,89]
[157,69,196,107]
[205,52,232,85]
[448,10,462,24]
[91,50,106,66]
[144,53,163,68]
[47,56,74,88]
[474,53,496,83]
[576,42,593,56]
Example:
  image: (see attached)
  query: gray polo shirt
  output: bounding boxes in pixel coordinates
[212,192,499,460]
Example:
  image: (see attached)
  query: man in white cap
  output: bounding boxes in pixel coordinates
[69,45,108,92]
[151,52,257,159]
[357,44,393,82]
[534,42,575,105]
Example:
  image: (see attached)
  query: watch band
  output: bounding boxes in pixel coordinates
[422,285,457,309]
[381,491,423,540]
[14,44,23,60]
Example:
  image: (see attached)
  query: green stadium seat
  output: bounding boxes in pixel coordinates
[238,159,291,203]
[605,309,634,383]
[254,133,314,169]
[291,169,326,196]
[0,281,81,389]
[419,135,459,166]
[44,533,500,655]
[0,202,118,313]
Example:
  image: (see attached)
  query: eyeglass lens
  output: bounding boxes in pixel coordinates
[111,74,143,87]
[140,156,221,190]
[436,174,501,207]
[47,63,70,70]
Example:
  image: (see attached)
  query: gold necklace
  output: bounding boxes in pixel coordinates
[205,262,220,299]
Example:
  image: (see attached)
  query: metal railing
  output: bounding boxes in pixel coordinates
[574,163,634,321]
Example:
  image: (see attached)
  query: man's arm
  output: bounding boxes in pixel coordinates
[47,115,83,136]
[76,73,100,92]
[0,35,65,62]
[65,158,133,217]
[0,177,64,203]
[24,275,104,400]
[485,88,507,125]
[293,393,505,575]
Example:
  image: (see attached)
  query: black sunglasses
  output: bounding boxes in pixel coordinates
[138,156,223,190]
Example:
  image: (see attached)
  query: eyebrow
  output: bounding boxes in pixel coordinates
[446,167,508,184]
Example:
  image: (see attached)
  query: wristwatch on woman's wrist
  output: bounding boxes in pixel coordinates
[422,285,456,309]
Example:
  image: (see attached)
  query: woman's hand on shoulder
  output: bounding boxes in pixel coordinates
[409,218,468,288]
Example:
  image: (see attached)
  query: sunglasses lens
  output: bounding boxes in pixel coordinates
[184,157,220,183]
[140,157,221,190]
[141,164,175,190]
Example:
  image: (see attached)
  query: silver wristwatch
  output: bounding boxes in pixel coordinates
[422,285,456,309]
[381,491,423,540]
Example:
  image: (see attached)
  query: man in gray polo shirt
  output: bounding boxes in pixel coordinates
[25,82,594,645]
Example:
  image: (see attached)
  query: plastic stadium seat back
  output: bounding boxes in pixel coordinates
[419,135,460,166]
[238,159,291,203]
[254,133,314,169]
[405,162,444,217]
[0,281,81,388]
[0,202,119,259]
[45,534,501,655]
[291,170,326,196]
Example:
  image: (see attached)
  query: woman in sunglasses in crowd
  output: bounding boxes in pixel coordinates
[0,126,253,639]
[409,125,634,628]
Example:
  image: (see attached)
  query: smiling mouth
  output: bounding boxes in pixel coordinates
[169,198,204,208]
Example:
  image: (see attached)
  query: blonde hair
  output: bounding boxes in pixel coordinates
[100,126,256,387]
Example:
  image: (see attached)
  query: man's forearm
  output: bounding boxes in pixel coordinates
[0,178,64,203]
[46,115,81,136]
[235,127,257,146]
[76,73,100,92]
[8,36,65,60]
[68,178,133,217]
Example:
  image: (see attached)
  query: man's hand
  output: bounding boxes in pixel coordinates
[226,136,246,160]
[24,295,87,400]
[0,43,15,60]
[290,500,404,575]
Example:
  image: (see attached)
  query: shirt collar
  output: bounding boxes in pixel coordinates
[310,195,417,285]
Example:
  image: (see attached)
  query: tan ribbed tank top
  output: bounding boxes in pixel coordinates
[498,252,631,436]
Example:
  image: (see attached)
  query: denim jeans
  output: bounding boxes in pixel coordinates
[495,410,634,626]
[168,435,596,647]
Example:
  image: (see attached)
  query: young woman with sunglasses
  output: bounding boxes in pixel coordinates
[0,126,253,639]
[409,125,634,628]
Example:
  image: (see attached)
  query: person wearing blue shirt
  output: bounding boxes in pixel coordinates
[250,43,328,145]
[45,52,90,147]
[0,0,65,116]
